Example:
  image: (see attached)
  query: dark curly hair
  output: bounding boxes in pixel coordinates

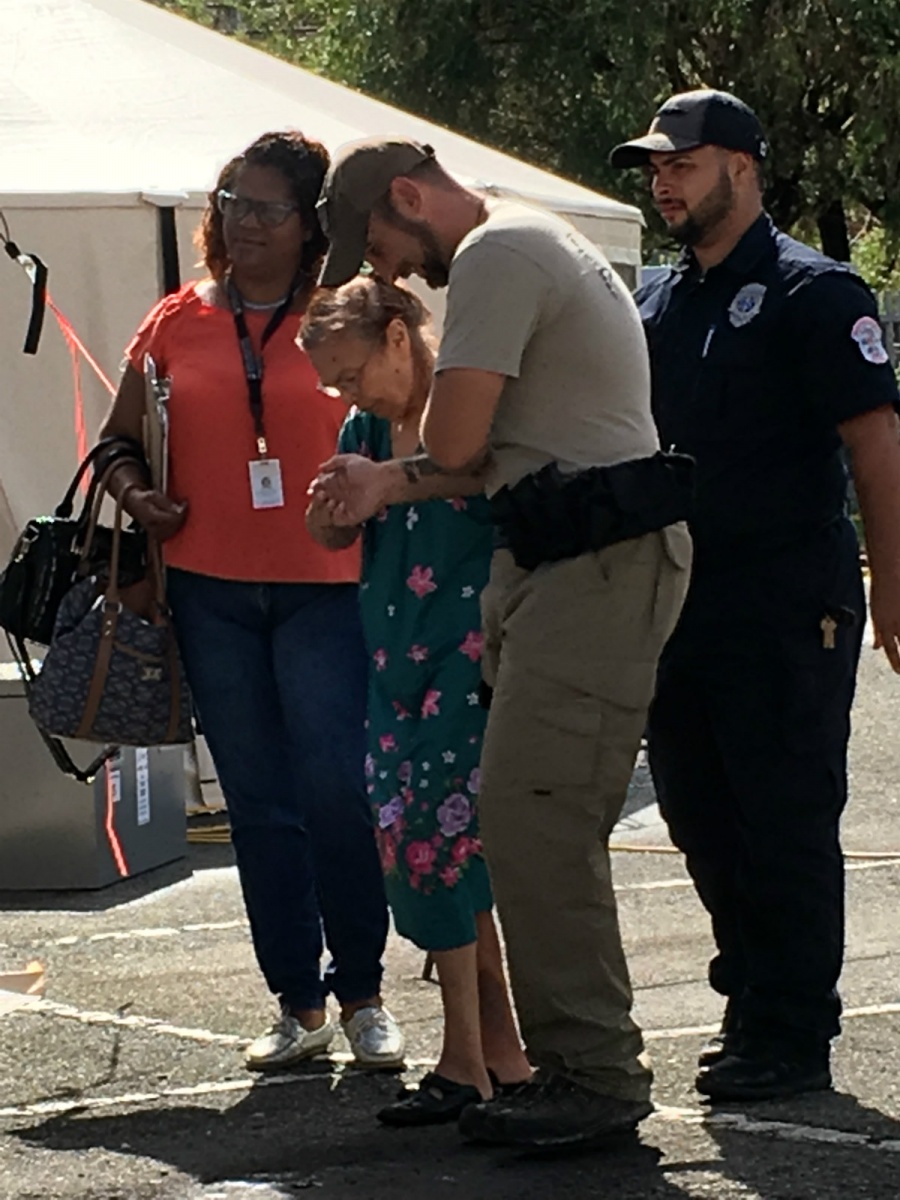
[196,131,330,283]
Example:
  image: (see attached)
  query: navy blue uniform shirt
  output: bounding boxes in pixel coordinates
[637,214,899,570]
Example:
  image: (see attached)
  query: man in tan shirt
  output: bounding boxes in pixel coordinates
[317,137,692,1150]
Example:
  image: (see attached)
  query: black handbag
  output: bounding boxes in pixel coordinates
[0,436,150,782]
[0,437,147,648]
[28,488,192,748]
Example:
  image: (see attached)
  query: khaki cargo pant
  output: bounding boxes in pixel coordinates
[478,524,692,1101]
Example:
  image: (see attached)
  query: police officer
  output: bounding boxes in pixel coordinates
[611,90,900,1101]
[316,137,692,1148]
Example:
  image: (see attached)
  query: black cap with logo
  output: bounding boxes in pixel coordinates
[610,89,768,169]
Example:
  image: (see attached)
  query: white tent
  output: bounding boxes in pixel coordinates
[0,0,643,559]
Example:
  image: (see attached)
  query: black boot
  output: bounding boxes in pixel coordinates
[696,1039,831,1102]
[697,997,743,1069]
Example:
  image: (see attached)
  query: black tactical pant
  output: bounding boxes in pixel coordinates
[647,519,865,1050]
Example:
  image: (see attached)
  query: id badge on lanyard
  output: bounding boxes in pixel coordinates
[229,278,297,510]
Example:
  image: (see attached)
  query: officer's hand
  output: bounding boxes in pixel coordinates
[309,454,391,526]
[869,572,900,673]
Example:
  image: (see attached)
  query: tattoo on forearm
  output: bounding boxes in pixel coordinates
[399,446,490,484]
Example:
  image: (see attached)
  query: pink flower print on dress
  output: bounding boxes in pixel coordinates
[440,865,461,888]
[401,786,415,806]
[408,644,429,664]
[446,497,468,512]
[376,507,389,522]
[459,631,484,662]
[379,733,397,753]
[421,689,442,719]
[451,835,478,866]
[392,700,411,721]
[373,648,388,672]
[377,830,397,872]
[397,760,413,784]
[405,840,437,876]
[407,565,438,599]
[467,767,481,795]
[437,793,472,837]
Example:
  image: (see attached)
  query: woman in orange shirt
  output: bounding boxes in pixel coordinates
[98,131,403,1072]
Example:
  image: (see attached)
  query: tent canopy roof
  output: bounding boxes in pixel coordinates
[0,0,640,226]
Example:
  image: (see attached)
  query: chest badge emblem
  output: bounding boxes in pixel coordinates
[728,283,767,327]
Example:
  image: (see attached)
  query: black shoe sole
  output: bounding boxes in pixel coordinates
[458,1100,654,1148]
[696,1070,832,1102]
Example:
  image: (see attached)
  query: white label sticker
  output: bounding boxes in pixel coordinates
[106,760,121,805]
[135,748,151,826]
[249,458,285,509]
[851,316,889,365]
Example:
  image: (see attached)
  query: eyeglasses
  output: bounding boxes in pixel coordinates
[216,189,299,229]
[316,349,377,401]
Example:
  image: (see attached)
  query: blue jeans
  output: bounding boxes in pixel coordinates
[167,569,388,1011]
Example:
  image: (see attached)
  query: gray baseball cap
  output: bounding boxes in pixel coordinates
[610,90,768,169]
[317,137,435,287]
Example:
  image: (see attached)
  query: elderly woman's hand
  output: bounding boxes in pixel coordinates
[309,454,393,526]
[125,488,188,541]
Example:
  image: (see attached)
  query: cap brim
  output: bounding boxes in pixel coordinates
[609,133,701,169]
[317,210,370,288]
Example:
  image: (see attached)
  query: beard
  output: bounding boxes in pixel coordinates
[669,168,735,247]
[384,206,450,288]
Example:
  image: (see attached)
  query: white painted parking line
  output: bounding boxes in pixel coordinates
[0,1060,429,1120]
[653,1104,900,1153]
[617,855,900,893]
[3,1073,899,1161]
[1,856,896,954]
[16,995,900,1070]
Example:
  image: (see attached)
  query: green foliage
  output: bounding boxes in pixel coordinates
[154,0,900,273]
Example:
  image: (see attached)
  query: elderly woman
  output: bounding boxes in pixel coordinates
[98,132,402,1073]
[302,277,531,1126]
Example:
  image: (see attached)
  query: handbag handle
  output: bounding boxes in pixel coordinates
[54,436,141,521]
[104,486,136,609]
[77,454,145,571]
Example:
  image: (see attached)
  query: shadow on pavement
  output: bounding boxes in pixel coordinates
[0,842,235,913]
[13,1069,684,1200]
[704,1089,900,1199]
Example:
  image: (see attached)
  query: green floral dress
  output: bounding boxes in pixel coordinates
[339,410,494,951]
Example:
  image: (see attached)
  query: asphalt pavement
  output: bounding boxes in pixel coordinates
[1,638,898,1200]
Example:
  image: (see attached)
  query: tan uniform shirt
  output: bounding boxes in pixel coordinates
[436,200,659,494]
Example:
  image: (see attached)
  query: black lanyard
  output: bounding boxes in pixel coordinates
[227,275,298,457]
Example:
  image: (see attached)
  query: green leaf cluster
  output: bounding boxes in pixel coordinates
[151,1,900,275]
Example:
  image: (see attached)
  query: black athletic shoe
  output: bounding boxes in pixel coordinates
[696,1048,832,1102]
[458,1072,653,1149]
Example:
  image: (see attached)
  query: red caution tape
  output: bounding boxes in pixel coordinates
[46,295,116,489]
[104,758,130,879]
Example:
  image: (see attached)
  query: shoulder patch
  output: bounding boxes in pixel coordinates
[851,316,890,365]
[728,283,767,327]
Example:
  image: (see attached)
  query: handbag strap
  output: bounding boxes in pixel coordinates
[55,436,140,520]
[5,631,117,784]
[75,486,136,739]
[77,454,144,571]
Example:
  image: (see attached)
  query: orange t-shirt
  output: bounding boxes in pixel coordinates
[125,283,359,584]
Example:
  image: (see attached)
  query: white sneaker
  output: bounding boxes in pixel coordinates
[342,1005,405,1069]
[245,1011,335,1072]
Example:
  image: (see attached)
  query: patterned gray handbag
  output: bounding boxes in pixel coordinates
[28,488,192,746]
